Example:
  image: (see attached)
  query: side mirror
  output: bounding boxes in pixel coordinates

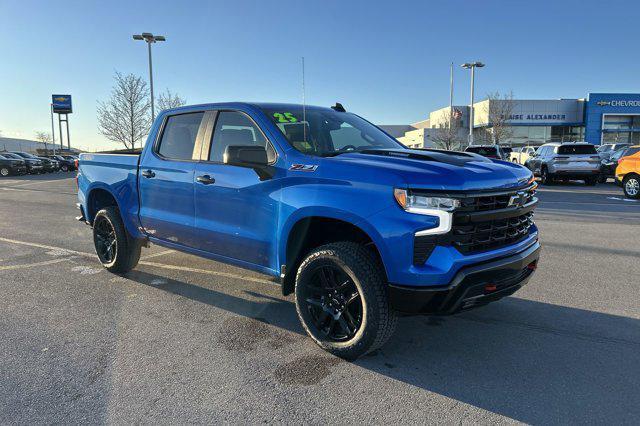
[224,145,268,167]
[223,145,274,180]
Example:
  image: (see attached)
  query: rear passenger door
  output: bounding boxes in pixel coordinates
[138,111,207,247]
[191,110,281,271]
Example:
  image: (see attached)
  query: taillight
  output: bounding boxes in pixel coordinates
[75,160,80,189]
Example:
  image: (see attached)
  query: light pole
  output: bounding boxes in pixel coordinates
[461,61,485,146]
[133,32,166,122]
[50,103,57,154]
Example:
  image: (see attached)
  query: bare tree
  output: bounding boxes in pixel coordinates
[157,88,186,111]
[35,131,52,152]
[430,109,464,150]
[483,91,515,145]
[97,71,151,150]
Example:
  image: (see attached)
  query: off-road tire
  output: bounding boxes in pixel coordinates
[93,206,141,273]
[294,242,397,360]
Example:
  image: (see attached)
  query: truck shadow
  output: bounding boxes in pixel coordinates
[125,270,640,424]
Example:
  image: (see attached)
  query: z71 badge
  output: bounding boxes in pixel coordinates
[290,164,318,172]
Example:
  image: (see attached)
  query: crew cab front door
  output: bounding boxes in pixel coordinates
[192,110,281,272]
[138,111,207,247]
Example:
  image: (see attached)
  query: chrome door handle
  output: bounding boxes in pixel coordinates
[141,169,155,178]
[196,175,215,185]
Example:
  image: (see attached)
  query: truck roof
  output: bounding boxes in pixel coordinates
[160,102,338,115]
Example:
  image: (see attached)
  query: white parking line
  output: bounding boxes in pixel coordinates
[141,249,175,260]
[0,258,69,271]
[0,237,94,257]
[0,237,273,285]
[1,178,74,188]
[607,196,640,203]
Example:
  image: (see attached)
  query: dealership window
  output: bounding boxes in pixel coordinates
[551,126,584,142]
[603,115,632,130]
[508,126,550,144]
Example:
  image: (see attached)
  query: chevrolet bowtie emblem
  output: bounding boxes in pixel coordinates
[596,101,611,106]
[508,191,526,207]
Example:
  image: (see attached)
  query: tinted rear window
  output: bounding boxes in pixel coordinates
[557,145,596,155]
[625,147,640,156]
[466,147,498,156]
[157,112,204,160]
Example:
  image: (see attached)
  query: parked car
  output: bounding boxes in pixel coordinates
[77,102,540,359]
[600,147,632,182]
[597,143,630,160]
[615,145,640,199]
[464,145,508,160]
[4,152,44,174]
[37,156,59,172]
[525,142,601,185]
[45,155,76,172]
[0,153,27,176]
[510,146,537,165]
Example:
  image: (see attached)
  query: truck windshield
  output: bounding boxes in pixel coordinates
[259,106,404,157]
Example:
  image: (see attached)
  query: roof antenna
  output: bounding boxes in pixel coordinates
[331,102,346,112]
[301,56,306,144]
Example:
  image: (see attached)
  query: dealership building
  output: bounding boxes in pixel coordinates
[393,93,640,148]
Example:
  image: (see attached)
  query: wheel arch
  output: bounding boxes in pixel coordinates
[86,186,120,223]
[280,211,389,296]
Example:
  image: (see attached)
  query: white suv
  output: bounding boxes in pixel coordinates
[525,142,601,185]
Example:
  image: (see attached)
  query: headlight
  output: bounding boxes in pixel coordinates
[393,189,459,213]
[394,189,459,236]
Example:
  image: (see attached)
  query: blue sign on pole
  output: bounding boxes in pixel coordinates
[52,94,72,114]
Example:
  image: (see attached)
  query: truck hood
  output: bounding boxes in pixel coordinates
[330,149,533,191]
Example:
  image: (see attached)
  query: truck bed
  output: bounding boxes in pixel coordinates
[77,153,141,236]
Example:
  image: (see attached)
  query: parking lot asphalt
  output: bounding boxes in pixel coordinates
[1,174,639,424]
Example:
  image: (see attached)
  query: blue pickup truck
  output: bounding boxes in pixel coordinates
[77,102,540,359]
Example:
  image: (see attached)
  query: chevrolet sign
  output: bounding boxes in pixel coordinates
[52,94,72,114]
[596,99,640,107]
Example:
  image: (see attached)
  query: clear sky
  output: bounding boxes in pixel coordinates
[1,0,639,151]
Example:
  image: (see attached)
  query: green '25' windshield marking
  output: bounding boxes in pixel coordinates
[273,112,298,123]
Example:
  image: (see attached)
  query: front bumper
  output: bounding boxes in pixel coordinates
[388,241,540,315]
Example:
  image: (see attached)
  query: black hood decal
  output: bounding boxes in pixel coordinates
[358,148,491,167]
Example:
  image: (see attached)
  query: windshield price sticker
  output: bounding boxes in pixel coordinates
[273,112,298,123]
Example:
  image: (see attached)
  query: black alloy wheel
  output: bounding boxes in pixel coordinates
[94,215,117,264]
[299,264,363,341]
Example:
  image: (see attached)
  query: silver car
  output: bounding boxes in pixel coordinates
[526,142,601,185]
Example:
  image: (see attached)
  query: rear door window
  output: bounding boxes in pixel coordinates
[557,144,597,155]
[157,112,205,160]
